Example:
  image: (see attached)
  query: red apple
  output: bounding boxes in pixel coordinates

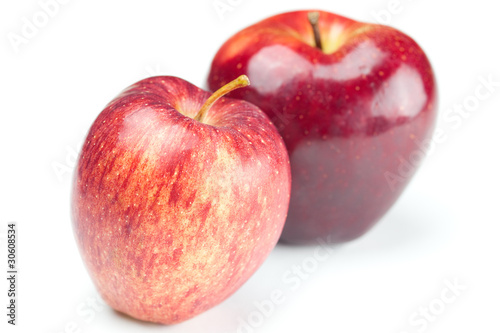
[208,10,437,244]
[71,75,291,324]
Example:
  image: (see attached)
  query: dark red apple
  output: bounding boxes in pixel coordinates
[71,75,291,324]
[208,10,437,244]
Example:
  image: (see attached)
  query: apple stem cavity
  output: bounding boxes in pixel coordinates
[194,75,251,123]
[308,11,323,51]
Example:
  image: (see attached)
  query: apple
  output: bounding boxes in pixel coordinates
[71,75,291,324]
[208,10,437,244]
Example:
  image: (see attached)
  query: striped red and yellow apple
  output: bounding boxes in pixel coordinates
[71,76,291,324]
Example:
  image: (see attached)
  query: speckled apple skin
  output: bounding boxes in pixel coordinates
[71,76,291,324]
[208,10,437,244]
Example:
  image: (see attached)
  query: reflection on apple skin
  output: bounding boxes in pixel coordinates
[208,10,437,244]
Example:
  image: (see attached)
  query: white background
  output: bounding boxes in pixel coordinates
[1,0,499,332]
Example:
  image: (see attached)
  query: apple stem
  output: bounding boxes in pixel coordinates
[194,75,251,123]
[308,11,323,51]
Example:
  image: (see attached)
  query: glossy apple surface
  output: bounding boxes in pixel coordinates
[71,76,291,323]
[208,10,437,244]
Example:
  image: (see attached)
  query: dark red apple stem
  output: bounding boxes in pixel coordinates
[194,75,250,123]
[308,11,323,51]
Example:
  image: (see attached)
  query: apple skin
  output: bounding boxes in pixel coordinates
[208,10,437,244]
[71,76,291,324]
